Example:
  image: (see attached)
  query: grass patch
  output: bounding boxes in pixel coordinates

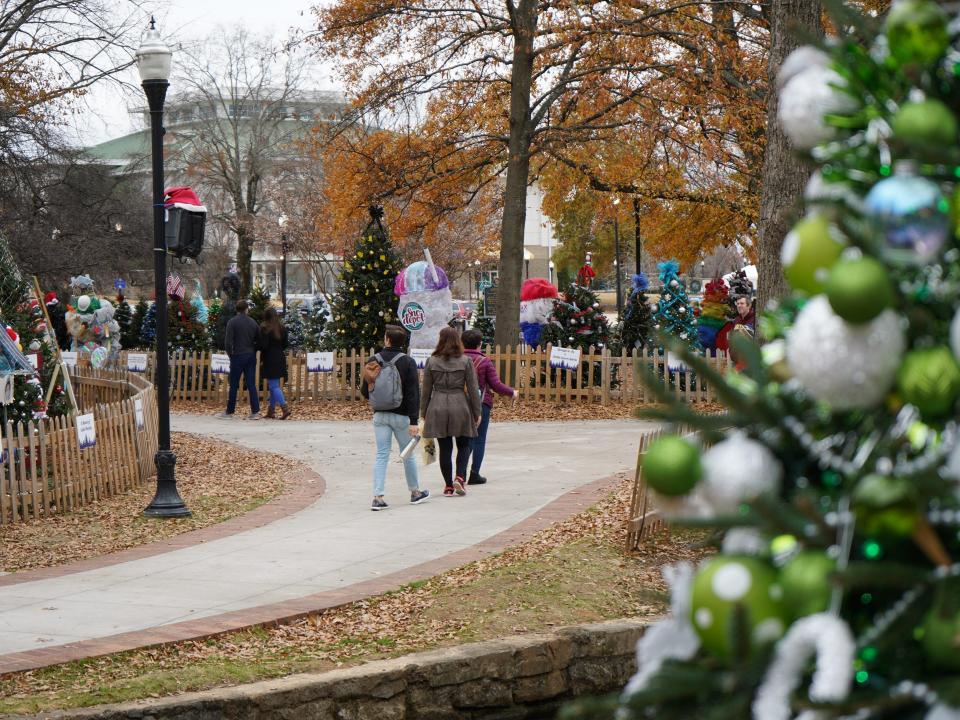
[0,474,705,715]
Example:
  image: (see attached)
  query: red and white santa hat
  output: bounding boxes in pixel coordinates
[164,186,207,213]
[44,292,58,305]
[520,278,559,303]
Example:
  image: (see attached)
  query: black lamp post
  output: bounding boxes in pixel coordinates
[609,196,623,317]
[279,214,288,315]
[139,18,190,518]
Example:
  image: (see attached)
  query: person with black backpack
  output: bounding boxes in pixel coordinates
[360,324,430,511]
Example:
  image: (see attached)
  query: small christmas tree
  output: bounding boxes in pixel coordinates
[206,297,222,349]
[617,273,654,352]
[471,296,496,348]
[286,308,306,351]
[653,260,699,351]
[327,205,404,351]
[139,301,156,348]
[540,283,611,351]
[696,277,730,352]
[129,298,148,350]
[303,296,330,352]
[247,284,271,326]
[114,295,135,349]
[167,297,210,353]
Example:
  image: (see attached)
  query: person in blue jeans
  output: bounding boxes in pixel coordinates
[462,330,516,484]
[259,307,291,419]
[217,299,261,420]
[360,324,429,511]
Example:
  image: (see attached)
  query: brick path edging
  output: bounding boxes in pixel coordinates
[0,467,326,589]
[25,618,649,720]
[0,473,623,675]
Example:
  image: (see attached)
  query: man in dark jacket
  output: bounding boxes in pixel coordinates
[360,324,429,511]
[217,299,261,419]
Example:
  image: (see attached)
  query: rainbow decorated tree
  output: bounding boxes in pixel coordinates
[395,254,452,349]
[566,3,960,719]
[697,277,730,353]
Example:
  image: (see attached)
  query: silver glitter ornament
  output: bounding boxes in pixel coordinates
[779,66,858,151]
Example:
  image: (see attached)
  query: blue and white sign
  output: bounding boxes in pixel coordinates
[210,353,230,374]
[76,413,96,449]
[306,351,334,373]
[134,397,145,431]
[549,346,581,371]
[127,353,148,373]
[114,278,127,290]
[409,348,432,369]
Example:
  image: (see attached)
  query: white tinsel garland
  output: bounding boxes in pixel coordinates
[752,613,855,720]
[622,562,700,698]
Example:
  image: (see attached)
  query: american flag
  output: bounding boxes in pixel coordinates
[166,273,185,300]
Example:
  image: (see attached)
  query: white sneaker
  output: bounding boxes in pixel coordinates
[214,411,234,419]
[248,412,262,420]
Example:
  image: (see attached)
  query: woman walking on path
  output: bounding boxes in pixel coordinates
[259,307,291,419]
[461,330,516,485]
[421,326,482,496]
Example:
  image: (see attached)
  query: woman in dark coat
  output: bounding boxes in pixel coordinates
[421,326,481,496]
[259,307,290,419]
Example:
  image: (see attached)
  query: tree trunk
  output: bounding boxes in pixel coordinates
[756,0,822,316]
[494,0,538,350]
[236,226,254,296]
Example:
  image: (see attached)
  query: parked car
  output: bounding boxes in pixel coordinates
[452,300,476,319]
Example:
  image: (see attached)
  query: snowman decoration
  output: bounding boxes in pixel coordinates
[519,278,559,348]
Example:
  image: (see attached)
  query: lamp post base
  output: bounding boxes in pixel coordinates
[144,449,191,517]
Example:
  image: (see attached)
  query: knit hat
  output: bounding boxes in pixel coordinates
[77,294,92,312]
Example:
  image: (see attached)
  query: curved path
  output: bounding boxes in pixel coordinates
[0,415,651,672]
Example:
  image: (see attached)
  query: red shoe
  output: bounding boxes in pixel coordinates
[453,477,466,496]
[443,485,455,497]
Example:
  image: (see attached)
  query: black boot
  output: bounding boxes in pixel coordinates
[468,471,487,485]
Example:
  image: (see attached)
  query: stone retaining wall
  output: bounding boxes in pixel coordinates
[30,619,647,720]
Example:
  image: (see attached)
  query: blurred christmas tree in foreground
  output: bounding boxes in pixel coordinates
[565,2,960,719]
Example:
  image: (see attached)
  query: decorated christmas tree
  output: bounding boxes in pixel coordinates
[540,283,611,352]
[0,237,69,427]
[617,273,654,352]
[247,284,271,326]
[327,205,404,351]
[285,307,306,351]
[206,297,222,349]
[652,260,699,351]
[303,296,330,352]
[128,297,148,350]
[167,296,209,354]
[570,4,960,719]
[471,296,496,348]
[139,301,156,348]
[696,277,731,352]
[114,295,134,349]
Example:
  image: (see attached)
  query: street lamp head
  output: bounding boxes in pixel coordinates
[136,17,172,83]
[549,260,555,269]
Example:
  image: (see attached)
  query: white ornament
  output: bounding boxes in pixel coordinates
[786,296,905,410]
[805,171,863,211]
[722,528,767,556]
[701,433,783,513]
[778,66,858,151]
[623,563,700,698]
[752,613,856,720]
[776,46,830,90]
[928,705,960,720]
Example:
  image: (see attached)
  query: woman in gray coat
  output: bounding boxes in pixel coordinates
[421,327,482,496]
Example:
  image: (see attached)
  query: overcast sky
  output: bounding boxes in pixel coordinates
[69,0,334,146]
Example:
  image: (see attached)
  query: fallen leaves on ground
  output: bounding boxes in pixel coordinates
[0,473,709,714]
[0,434,302,574]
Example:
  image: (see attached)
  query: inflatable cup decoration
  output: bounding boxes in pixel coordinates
[395,258,452,349]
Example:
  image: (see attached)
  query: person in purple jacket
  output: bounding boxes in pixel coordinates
[461,330,517,485]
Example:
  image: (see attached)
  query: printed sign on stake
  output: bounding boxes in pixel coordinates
[210,353,230,374]
[127,353,148,372]
[549,346,581,371]
[76,413,96,449]
[61,351,78,369]
[134,397,145,431]
[409,348,432,369]
[306,351,335,373]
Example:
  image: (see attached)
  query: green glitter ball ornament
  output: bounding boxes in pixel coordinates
[885,0,950,68]
[642,436,702,496]
[897,346,960,418]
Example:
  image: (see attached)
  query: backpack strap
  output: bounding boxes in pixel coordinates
[375,352,402,367]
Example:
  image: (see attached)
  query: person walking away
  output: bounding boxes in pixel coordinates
[217,299,261,419]
[361,324,429,511]
[259,307,291,419]
[461,330,516,485]
[421,326,482,496]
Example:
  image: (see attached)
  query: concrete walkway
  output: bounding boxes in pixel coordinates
[0,415,649,664]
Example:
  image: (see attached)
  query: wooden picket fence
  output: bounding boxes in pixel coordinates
[0,367,159,525]
[122,346,730,407]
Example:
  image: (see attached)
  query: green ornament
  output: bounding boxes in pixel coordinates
[690,556,787,661]
[921,608,960,671]
[779,551,836,619]
[852,474,918,537]
[897,347,960,418]
[643,436,702,496]
[891,99,958,149]
[825,257,893,324]
[781,214,845,295]
[885,0,950,68]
